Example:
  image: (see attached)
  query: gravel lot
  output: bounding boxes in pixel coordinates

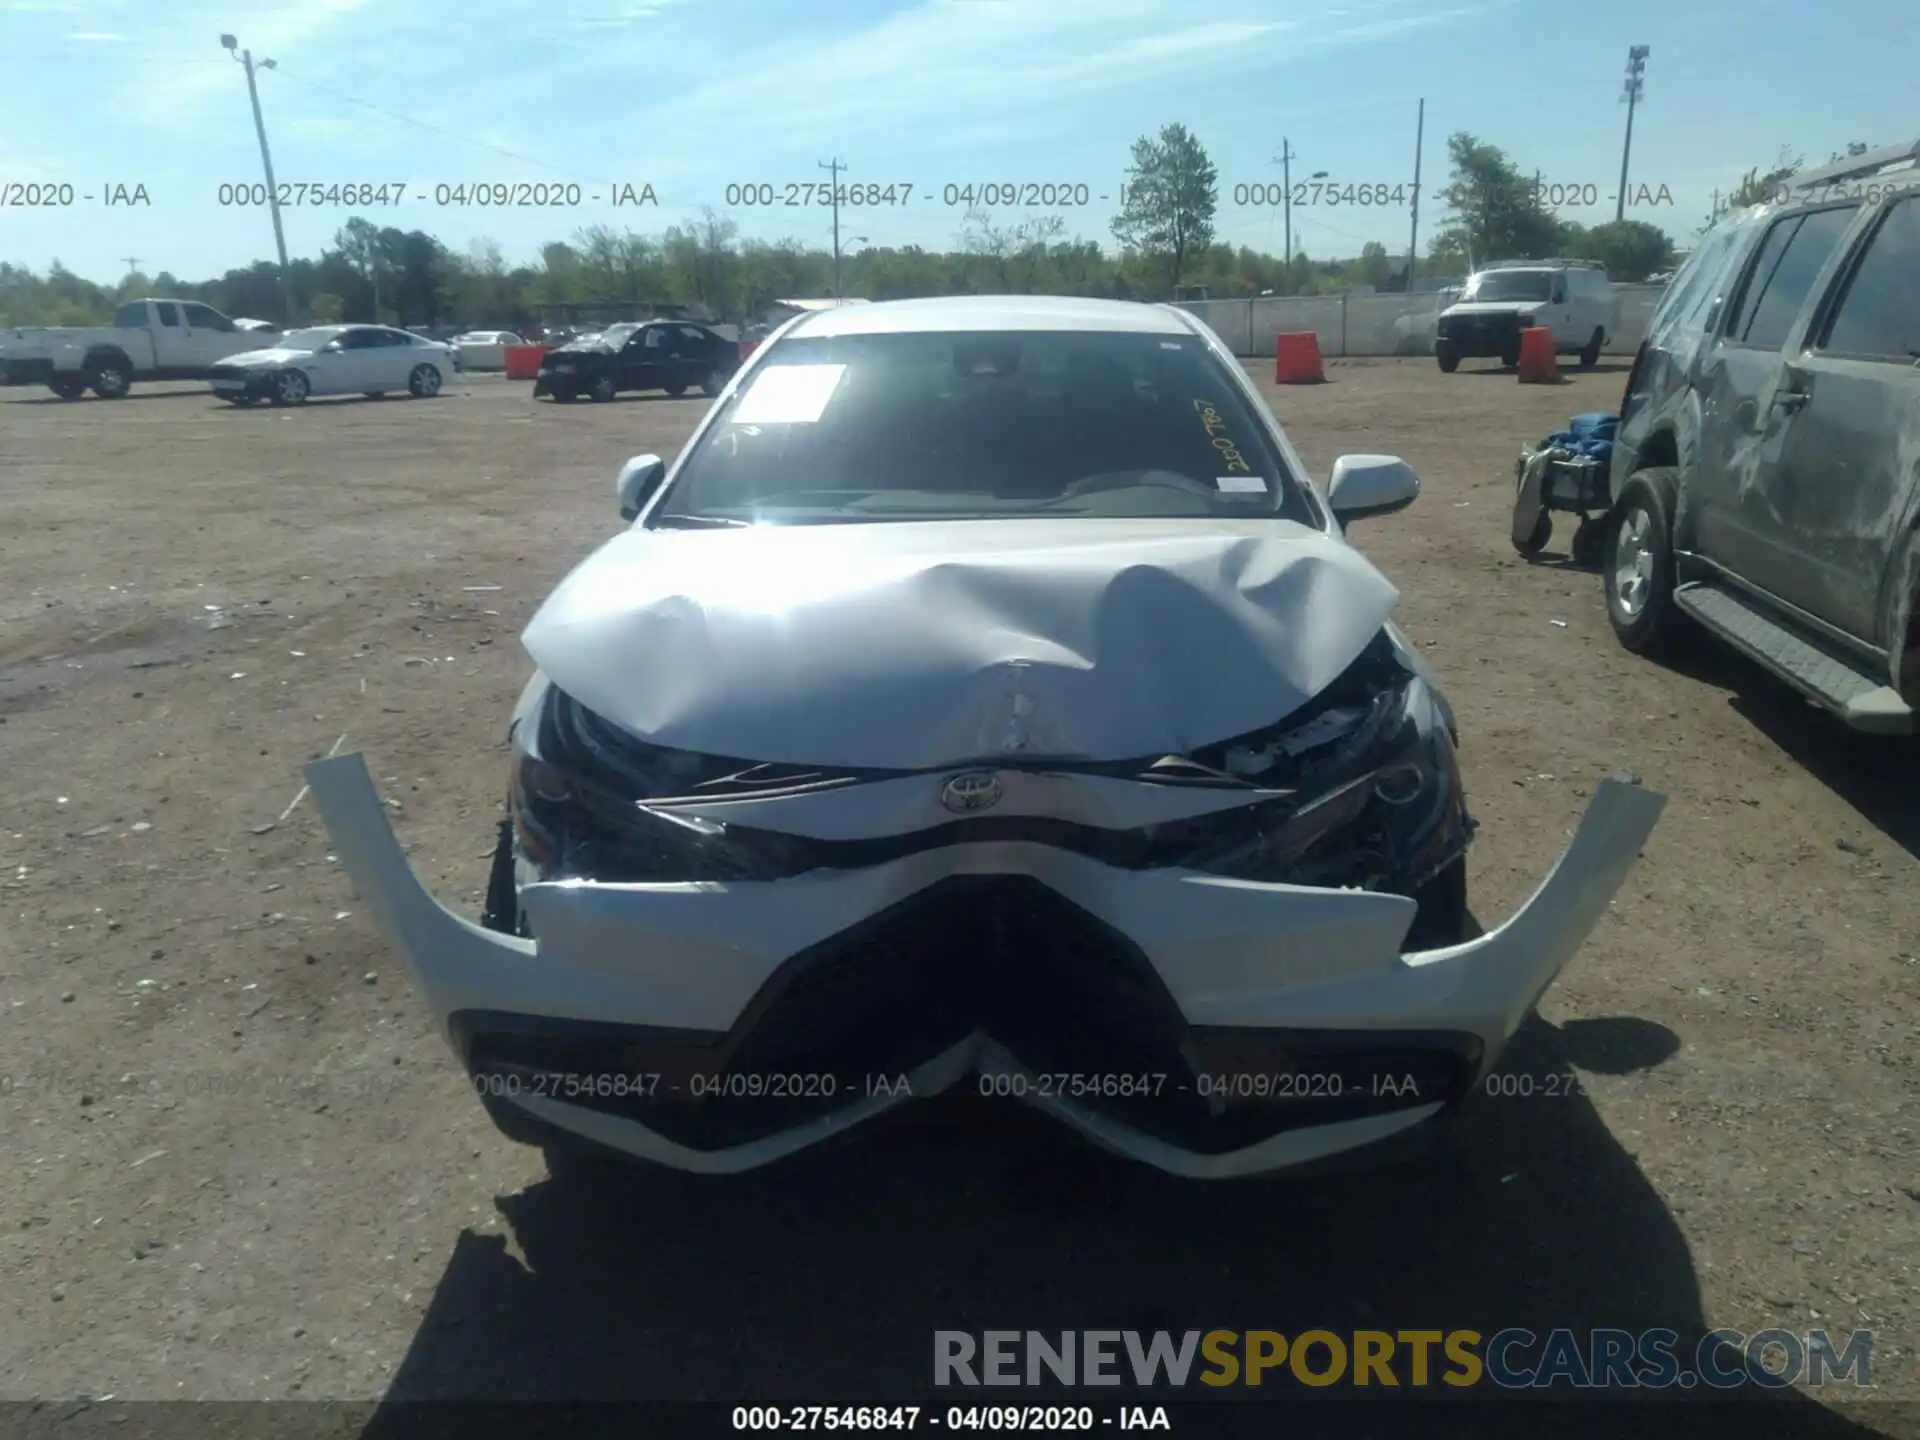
[0,359,1913,1429]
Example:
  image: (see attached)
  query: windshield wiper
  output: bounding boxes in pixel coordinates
[649,513,754,529]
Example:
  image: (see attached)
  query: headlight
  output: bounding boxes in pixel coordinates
[1157,634,1471,890]
[509,688,864,883]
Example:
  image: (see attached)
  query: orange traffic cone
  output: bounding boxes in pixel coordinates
[1274,331,1325,384]
[1517,326,1561,384]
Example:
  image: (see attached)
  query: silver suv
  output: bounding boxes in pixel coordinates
[1604,140,1920,733]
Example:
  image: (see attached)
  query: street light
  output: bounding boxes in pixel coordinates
[224,34,297,324]
[1272,140,1331,293]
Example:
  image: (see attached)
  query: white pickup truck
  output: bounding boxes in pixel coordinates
[23,299,269,399]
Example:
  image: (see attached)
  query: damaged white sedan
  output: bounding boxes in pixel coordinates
[307,295,1665,1180]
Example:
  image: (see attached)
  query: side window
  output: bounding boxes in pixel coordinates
[154,302,181,327]
[1720,217,1801,340]
[380,329,413,346]
[1820,198,1920,361]
[643,327,668,349]
[1666,229,1742,332]
[339,329,376,349]
[181,304,233,331]
[1733,206,1858,349]
[113,302,148,327]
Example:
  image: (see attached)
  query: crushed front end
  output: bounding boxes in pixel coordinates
[308,635,1665,1179]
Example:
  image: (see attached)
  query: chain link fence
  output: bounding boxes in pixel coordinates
[1176,285,1666,359]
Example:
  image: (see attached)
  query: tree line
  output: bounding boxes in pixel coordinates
[5,125,1834,330]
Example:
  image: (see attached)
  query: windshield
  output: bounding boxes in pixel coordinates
[651,328,1315,527]
[594,324,640,346]
[278,327,342,350]
[1462,271,1553,303]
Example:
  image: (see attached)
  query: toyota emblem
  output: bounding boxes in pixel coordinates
[940,770,1003,814]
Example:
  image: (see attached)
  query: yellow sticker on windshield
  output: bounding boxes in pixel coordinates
[733,364,846,425]
[1193,398,1252,473]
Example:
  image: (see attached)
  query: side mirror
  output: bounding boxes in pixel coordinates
[1327,454,1420,522]
[322,340,343,353]
[617,453,667,521]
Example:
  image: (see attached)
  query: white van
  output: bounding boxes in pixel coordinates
[1434,260,1618,372]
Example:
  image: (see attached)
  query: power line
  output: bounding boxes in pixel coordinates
[266,67,625,190]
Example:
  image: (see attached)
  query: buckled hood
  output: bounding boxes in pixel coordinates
[521,518,1400,770]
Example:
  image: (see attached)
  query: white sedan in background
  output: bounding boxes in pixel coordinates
[206,324,455,406]
[448,329,523,372]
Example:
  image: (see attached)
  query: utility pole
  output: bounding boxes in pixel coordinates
[120,256,141,277]
[1407,98,1424,290]
[1277,139,1294,295]
[222,34,297,324]
[1616,44,1650,223]
[820,158,846,299]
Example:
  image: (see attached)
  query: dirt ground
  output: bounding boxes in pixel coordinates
[0,357,1913,1428]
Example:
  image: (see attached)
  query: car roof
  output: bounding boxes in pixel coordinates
[786,294,1194,339]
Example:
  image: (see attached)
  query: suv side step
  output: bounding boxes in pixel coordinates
[1673,582,1915,734]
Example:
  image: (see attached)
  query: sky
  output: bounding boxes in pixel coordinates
[0,0,1912,284]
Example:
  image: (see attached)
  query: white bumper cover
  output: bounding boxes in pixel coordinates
[307,753,1665,1179]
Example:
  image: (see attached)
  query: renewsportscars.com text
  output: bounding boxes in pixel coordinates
[934,1328,1872,1390]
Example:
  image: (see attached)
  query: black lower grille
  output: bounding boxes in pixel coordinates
[454,877,1479,1155]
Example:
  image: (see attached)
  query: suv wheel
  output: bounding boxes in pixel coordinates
[1435,343,1460,374]
[1605,470,1681,653]
[1578,330,1603,368]
[590,373,617,402]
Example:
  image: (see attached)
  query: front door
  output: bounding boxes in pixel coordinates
[1755,195,1920,641]
[316,328,382,393]
[620,325,669,391]
[1690,203,1860,592]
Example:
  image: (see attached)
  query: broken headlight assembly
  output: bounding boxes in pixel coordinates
[1148,632,1474,894]
[508,687,873,884]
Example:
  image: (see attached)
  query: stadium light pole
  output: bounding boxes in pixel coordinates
[1616,45,1650,223]
[223,34,298,324]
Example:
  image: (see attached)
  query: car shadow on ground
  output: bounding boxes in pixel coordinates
[1656,638,1920,860]
[1454,362,1633,380]
[6,389,207,405]
[353,991,1889,1432]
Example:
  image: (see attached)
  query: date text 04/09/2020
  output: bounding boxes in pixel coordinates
[720,182,1140,209]
[210,182,658,209]
[729,1404,1171,1432]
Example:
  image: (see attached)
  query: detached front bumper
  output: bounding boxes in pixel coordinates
[307,753,1664,1179]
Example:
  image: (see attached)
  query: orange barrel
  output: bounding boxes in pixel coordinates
[502,344,548,380]
[1274,331,1326,384]
[1516,326,1561,383]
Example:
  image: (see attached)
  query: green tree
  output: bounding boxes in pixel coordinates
[1355,240,1392,290]
[308,292,345,322]
[1432,132,1560,265]
[1111,122,1217,293]
[1566,219,1674,281]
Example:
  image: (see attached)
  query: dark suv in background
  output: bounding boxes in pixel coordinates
[1603,140,1920,733]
